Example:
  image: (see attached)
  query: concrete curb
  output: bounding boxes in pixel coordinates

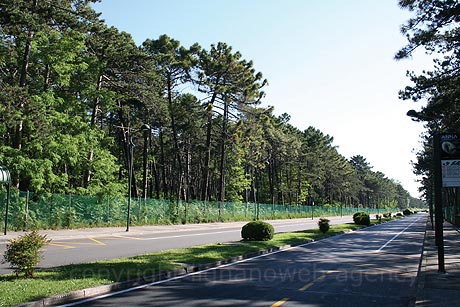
[12,218,399,307]
[12,242,312,307]
[408,216,429,307]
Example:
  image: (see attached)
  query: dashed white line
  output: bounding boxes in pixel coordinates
[376,216,422,252]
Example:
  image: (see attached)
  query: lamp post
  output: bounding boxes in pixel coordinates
[1,166,11,235]
[126,132,135,232]
[407,109,445,273]
[433,132,445,272]
[124,124,150,232]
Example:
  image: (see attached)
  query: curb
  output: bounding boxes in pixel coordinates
[12,218,400,307]
[408,216,429,307]
[13,242,315,307]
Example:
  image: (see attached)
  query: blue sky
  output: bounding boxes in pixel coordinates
[92,0,432,197]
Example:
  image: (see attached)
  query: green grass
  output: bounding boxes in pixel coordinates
[0,222,370,307]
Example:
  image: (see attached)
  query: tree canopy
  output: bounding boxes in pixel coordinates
[397,0,459,202]
[0,0,415,209]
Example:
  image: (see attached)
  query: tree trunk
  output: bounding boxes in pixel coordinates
[268,156,275,205]
[142,129,149,200]
[296,165,302,204]
[158,128,168,198]
[167,79,183,202]
[84,74,104,187]
[219,101,228,203]
[184,138,192,202]
[43,64,50,91]
[201,101,215,201]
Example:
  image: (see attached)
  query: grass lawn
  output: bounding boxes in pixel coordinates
[0,220,388,307]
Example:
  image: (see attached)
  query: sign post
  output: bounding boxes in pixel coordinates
[433,134,445,272]
[434,133,460,273]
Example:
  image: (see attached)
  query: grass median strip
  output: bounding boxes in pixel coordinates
[1,222,367,307]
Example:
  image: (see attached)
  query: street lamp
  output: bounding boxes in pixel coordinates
[125,124,151,232]
[1,166,11,235]
[126,132,135,232]
[407,109,445,273]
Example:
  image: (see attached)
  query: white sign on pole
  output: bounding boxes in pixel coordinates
[441,159,460,187]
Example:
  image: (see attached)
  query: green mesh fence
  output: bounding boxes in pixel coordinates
[442,188,460,227]
[444,205,460,226]
[0,191,385,231]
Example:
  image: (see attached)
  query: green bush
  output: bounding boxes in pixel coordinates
[403,208,413,216]
[383,212,392,218]
[318,218,330,233]
[241,221,274,241]
[3,231,50,278]
[353,211,370,226]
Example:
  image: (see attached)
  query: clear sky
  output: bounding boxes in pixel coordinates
[92,0,432,197]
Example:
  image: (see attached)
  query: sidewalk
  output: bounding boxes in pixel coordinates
[415,219,460,306]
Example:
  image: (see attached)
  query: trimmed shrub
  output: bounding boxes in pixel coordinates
[353,211,370,226]
[318,218,330,233]
[241,221,274,241]
[403,208,414,216]
[3,231,50,278]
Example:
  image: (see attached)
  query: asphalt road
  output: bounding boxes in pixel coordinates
[0,216,353,274]
[59,214,427,307]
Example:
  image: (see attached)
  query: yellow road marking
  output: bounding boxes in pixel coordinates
[273,271,336,305]
[96,237,125,240]
[317,275,326,281]
[63,242,100,245]
[89,237,106,245]
[48,242,76,249]
[112,235,142,240]
[270,297,289,307]
[298,281,314,291]
[326,270,341,274]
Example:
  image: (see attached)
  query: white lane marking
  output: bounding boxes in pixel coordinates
[113,222,327,241]
[58,217,416,306]
[113,229,238,241]
[58,240,320,307]
[376,216,422,252]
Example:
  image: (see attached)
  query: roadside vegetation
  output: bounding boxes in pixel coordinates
[0,1,422,226]
[0,217,398,307]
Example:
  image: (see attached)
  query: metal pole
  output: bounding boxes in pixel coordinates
[127,135,133,232]
[311,200,314,220]
[433,133,445,273]
[4,182,10,235]
[25,190,29,229]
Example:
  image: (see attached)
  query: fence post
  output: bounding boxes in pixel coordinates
[107,196,110,223]
[138,196,141,223]
[184,200,188,224]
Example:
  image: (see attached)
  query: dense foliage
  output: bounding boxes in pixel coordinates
[353,211,370,226]
[0,0,414,209]
[3,230,50,277]
[318,217,330,233]
[241,220,274,241]
[397,0,459,208]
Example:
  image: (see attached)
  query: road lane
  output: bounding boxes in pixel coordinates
[61,214,427,307]
[0,216,352,274]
